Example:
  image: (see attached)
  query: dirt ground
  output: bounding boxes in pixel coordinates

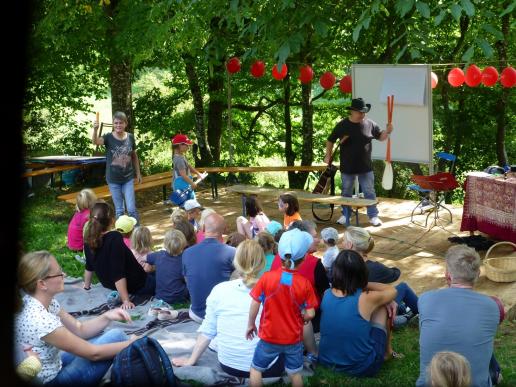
[135,186,516,315]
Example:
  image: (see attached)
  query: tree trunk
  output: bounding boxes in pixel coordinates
[109,60,133,132]
[207,64,224,164]
[183,54,213,167]
[282,73,296,187]
[494,9,510,166]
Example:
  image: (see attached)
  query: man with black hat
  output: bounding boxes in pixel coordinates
[324,98,393,227]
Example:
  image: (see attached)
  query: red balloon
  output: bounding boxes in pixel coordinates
[272,64,288,80]
[465,64,482,87]
[481,66,499,87]
[226,57,241,74]
[448,68,465,87]
[431,72,438,89]
[250,60,265,78]
[320,71,336,90]
[339,75,352,93]
[298,65,314,84]
[500,66,516,88]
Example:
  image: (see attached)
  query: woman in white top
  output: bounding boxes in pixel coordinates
[172,240,284,377]
[14,251,137,385]
[236,196,270,239]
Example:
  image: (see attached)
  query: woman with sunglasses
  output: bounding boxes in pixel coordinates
[14,251,137,385]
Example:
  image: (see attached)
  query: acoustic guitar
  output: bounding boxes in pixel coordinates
[313,136,346,195]
[311,136,346,221]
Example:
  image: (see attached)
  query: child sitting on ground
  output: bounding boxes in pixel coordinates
[320,227,340,281]
[428,351,471,387]
[146,229,189,305]
[184,199,203,232]
[236,196,270,239]
[255,231,277,276]
[196,207,216,243]
[226,232,246,248]
[278,193,302,229]
[131,225,154,271]
[247,228,319,387]
[67,188,97,251]
[115,215,137,249]
[172,218,197,248]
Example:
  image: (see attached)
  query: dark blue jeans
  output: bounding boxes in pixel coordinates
[395,282,419,314]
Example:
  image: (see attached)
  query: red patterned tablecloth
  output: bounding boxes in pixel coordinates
[460,173,516,242]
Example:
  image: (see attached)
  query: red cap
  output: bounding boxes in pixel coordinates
[171,134,193,145]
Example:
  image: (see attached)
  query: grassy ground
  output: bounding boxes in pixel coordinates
[18,187,516,386]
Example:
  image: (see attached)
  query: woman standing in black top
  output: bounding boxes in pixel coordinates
[83,202,155,309]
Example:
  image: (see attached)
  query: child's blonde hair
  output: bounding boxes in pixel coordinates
[163,229,187,256]
[170,208,187,226]
[233,240,265,288]
[429,351,471,387]
[75,189,97,212]
[255,231,276,254]
[131,226,153,254]
[343,226,374,254]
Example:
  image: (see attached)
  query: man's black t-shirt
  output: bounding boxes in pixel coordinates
[328,118,381,174]
[85,231,147,293]
[366,260,401,284]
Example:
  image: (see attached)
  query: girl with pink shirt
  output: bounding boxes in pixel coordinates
[236,197,270,239]
[67,189,97,251]
[130,225,154,272]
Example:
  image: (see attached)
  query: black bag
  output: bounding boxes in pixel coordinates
[111,336,177,387]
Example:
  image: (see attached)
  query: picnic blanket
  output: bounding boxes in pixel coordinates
[57,279,314,385]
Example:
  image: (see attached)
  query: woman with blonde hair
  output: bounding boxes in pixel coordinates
[429,351,471,387]
[14,251,137,385]
[343,226,419,327]
[172,240,285,378]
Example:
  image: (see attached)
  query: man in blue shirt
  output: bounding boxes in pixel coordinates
[182,213,235,322]
[417,245,502,387]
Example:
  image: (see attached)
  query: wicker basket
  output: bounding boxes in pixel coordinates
[484,241,516,283]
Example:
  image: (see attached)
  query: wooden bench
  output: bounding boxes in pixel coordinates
[57,172,173,204]
[226,184,377,225]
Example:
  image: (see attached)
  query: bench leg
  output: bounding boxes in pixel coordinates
[210,173,218,199]
[162,185,167,204]
[241,194,247,217]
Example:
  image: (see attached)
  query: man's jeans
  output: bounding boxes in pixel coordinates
[46,328,128,386]
[341,171,379,220]
[108,179,139,222]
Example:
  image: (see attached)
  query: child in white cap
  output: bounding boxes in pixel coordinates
[320,227,340,280]
[247,228,319,386]
[184,199,203,232]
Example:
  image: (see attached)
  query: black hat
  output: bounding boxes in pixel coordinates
[346,98,371,113]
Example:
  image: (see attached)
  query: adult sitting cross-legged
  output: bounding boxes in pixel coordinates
[417,245,503,387]
[182,213,235,323]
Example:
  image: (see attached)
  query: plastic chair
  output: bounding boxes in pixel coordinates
[408,152,459,227]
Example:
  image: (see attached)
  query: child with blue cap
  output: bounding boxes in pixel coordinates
[246,228,319,386]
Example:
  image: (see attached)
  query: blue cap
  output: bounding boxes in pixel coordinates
[265,220,283,236]
[278,229,313,261]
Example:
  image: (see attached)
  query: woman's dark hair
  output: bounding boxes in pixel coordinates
[172,218,197,247]
[84,202,114,251]
[332,250,368,296]
[280,193,300,216]
[245,196,262,218]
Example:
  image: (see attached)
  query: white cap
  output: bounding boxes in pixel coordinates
[184,199,203,211]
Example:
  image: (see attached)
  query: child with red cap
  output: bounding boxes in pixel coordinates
[171,134,204,203]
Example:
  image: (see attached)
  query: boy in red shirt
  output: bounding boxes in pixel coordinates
[246,229,319,387]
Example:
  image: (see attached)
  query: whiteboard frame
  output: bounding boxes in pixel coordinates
[351,64,433,167]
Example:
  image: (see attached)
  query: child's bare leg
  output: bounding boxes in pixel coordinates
[236,216,252,238]
[289,372,303,387]
[370,305,392,358]
[303,321,317,355]
[249,368,263,387]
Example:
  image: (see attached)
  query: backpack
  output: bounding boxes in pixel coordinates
[111,336,177,387]
[169,187,193,207]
